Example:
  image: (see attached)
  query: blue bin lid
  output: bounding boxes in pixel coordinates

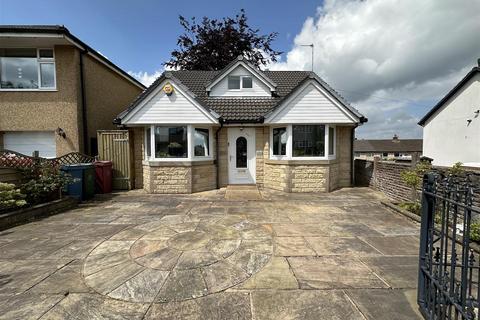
[61,163,94,170]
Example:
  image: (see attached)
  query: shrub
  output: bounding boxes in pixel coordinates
[0,182,27,212]
[448,162,464,176]
[398,201,421,215]
[20,163,75,205]
[400,160,432,203]
[470,223,480,242]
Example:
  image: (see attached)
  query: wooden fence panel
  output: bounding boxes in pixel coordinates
[97,130,132,190]
[0,167,22,185]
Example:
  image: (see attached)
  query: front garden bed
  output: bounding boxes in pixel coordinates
[0,196,78,231]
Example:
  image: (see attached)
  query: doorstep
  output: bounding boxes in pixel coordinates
[225,185,262,200]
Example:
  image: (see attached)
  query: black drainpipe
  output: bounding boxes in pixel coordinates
[79,50,89,154]
[215,118,224,189]
[351,124,358,186]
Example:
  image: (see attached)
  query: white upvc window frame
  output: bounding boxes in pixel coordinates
[144,125,214,162]
[269,124,336,160]
[0,47,56,91]
[227,75,253,91]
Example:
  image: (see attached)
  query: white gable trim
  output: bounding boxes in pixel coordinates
[122,79,218,124]
[205,61,276,92]
[265,79,359,124]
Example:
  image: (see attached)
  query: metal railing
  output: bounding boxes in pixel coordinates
[418,172,480,319]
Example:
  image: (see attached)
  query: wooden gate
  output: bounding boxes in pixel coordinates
[97,130,133,190]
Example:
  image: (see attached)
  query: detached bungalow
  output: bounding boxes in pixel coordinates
[116,56,367,193]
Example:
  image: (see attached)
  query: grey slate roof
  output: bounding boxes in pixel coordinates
[117,65,367,123]
[354,139,423,153]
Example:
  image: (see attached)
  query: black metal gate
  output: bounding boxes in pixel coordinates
[418,173,480,319]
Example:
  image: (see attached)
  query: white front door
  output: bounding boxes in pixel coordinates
[228,128,256,184]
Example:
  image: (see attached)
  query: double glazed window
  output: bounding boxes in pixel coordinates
[272,127,287,156]
[0,48,55,90]
[271,125,336,159]
[227,75,253,90]
[155,126,188,158]
[146,126,211,160]
[194,128,209,157]
[293,125,325,157]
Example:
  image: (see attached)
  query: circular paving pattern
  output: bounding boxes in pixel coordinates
[82,214,273,303]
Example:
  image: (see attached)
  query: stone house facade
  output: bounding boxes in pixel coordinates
[0,25,145,157]
[119,56,367,193]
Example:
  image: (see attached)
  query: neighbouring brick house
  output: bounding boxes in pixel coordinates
[116,56,367,193]
[354,135,423,161]
[0,25,145,157]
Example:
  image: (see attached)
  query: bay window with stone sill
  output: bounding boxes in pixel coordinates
[144,125,213,161]
[269,124,336,160]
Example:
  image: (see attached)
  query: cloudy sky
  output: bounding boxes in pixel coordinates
[3,0,480,138]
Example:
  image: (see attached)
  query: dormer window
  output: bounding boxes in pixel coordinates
[227,75,253,90]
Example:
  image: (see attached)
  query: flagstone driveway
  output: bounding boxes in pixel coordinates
[0,187,423,319]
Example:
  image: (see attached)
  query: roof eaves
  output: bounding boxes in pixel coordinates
[0,25,146,90]
[418,67,480,126]
[308,72,367,123]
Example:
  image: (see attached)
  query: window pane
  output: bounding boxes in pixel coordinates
[146,127,151,157]
[40,63,55,88]
[242,76,252,88]
[0,57,38,89]
[236,137,247,168]
[39,49,54,58]
[0,48,37,57]
[328,126,335,155]
[272,127,287,156]
[154,126,187,158]
[228,76,240,89]
[194,128,209,157]
[293,125,325,157]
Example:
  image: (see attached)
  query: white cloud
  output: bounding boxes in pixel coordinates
[128,68,164,87]
[270,0,480,138]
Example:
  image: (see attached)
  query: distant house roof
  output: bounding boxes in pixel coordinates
[354,139,423,153]
[418,66,480,126]
[117,64,367,123]
[0,25,145,90]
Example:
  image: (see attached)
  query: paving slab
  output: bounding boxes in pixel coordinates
[288,256,387,289]
[274,236,316,256]
[346,288,423,319]
[360,255,418,288]
[236,257,298,289]
[146,292,252,320]
[0,293,64,320]
[360,235,419,255]
[305,236,381,256]
[251,290,364,320]
[40,293,148,319]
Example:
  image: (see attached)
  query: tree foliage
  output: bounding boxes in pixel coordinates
[164,9,282,70]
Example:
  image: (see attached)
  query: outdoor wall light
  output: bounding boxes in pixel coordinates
[56,127,66,138]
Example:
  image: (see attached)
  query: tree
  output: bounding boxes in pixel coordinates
[164,10,282,70]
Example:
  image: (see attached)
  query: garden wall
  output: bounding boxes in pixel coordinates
[355,158,480,204]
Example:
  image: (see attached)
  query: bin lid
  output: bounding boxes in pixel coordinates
[61,163,94,170]
[94,161,113,167]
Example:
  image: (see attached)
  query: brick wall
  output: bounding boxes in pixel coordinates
[355,158,480,203]
[148,165,192,194]
[264,163,289,191]
[192,163,216,192]
[291,165,328,192]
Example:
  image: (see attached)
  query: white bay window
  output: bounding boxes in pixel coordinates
[0,48,56,90]
[270,124,336,160]
[145,125,213,161]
